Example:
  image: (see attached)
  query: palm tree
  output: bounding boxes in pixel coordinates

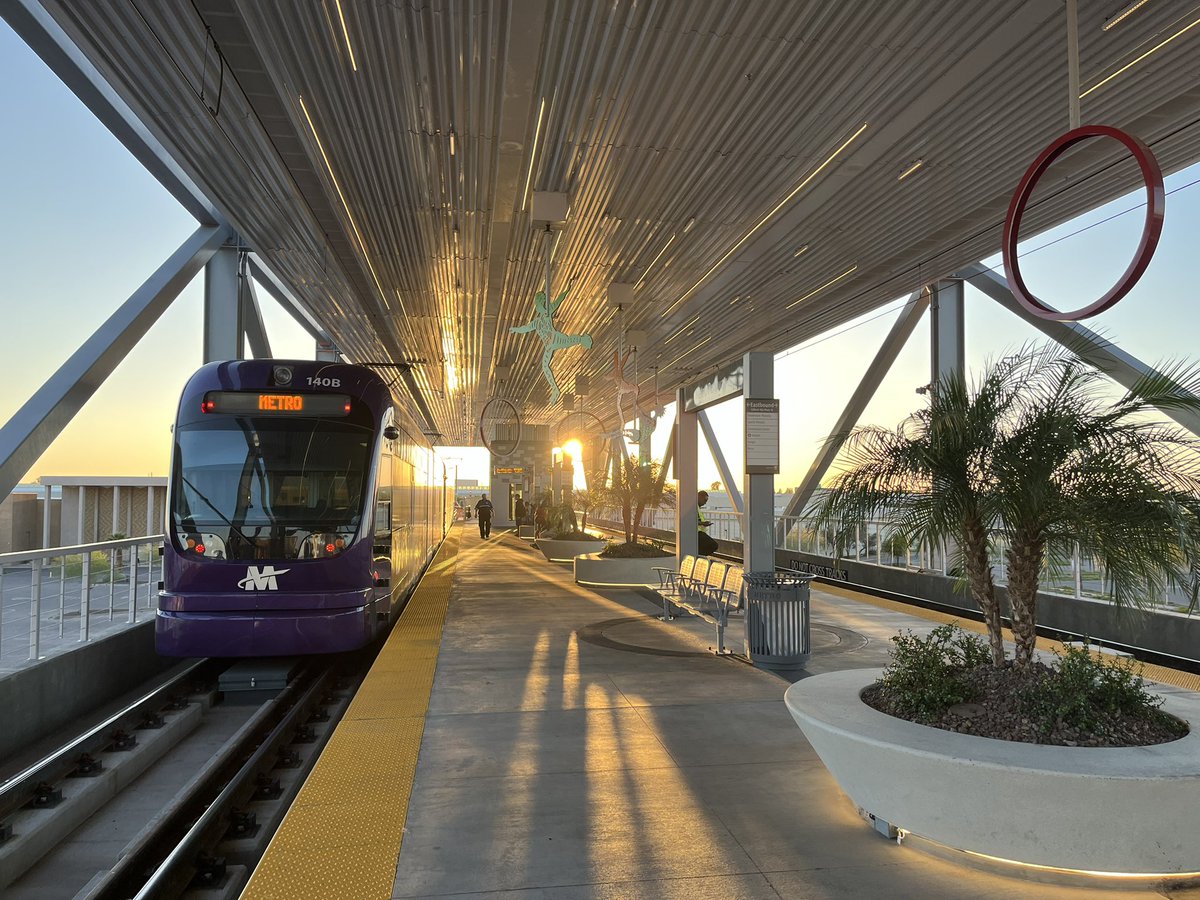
[813,343,1200,667]
[991,350,1200,664]
[608,456,671,545]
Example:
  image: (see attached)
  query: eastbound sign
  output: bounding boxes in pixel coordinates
[493,465,527,475]
[744,398,779,474]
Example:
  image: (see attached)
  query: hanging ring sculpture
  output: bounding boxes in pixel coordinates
[1002,125,1164,322]
[478,397,522,457]
[554,409,608,448]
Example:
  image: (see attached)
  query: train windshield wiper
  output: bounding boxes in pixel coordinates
[179,475,256,547]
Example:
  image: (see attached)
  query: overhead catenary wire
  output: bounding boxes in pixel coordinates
[776,169,1200,363]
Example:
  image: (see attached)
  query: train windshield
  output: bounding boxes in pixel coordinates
[171,417,374,561]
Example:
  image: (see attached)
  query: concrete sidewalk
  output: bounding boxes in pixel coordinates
[391,527,1151,899]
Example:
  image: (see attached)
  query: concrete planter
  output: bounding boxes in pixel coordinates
[573,552,670,587]
[537,537,607,563]
[785,668,1200,875]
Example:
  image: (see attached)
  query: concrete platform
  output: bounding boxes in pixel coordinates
[385,527,1154,899]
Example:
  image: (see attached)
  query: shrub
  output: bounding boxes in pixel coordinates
[876,623,989,721]
[599,540,673,559]
[1019,644,1179,740]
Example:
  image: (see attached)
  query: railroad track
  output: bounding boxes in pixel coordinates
[79,656,364,900]
[0,648,370,900]
[0,659,220,891]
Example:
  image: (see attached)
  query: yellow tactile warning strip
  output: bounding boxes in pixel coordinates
[818,581,1200,693]
[241,527,462,900]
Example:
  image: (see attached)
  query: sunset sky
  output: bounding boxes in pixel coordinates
[4,20,1200,494]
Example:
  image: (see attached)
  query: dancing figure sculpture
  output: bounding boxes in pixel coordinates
[599,346,658,443]
[510,283,592,405]
[612,348,642,423]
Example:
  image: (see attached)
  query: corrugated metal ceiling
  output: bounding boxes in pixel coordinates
[33,0,1200,441]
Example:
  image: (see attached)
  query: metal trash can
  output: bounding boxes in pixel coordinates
[743,571,814,670]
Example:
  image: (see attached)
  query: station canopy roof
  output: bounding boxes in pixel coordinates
[32,1,1200,442]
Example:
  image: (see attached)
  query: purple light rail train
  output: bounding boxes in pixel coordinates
[156,360,453,657]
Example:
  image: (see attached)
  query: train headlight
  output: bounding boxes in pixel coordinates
[272,365,294,386]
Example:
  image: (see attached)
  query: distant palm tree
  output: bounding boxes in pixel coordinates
[813,343,1200,666]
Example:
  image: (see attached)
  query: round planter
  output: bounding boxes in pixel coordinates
[573,552,670,587]
[784,668,1200,875]
[537,538,607,563]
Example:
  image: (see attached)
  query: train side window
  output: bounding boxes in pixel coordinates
[375,500,391,535]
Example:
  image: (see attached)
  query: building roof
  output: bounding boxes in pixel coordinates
[38,0,1200,440]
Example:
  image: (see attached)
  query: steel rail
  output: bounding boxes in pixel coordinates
[82,661,332,899]
[0,659,209,825]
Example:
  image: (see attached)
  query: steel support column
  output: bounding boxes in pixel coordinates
[930,279,965,575]
[697,410,743,514]
[240,257,272,359]
[781,288,930,521]
[931,280,965,384]
[204,243,243,362]
[743,351,774,573]
[42,483,52,550]
[76,486,85,544]
[0,224,229,501]
[958,264,1200,437]
[652,423,676,497]
[247,256,331,345]
[674,388,699,562]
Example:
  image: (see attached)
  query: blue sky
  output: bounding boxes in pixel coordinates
[3,19,1199,491]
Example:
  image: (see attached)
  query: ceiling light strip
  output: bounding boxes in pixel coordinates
[333,0,358,72]
[521,98,547,211]
[663,314,700,345]
[1102,0,1151,31]
[898,159,924,180]
[662,121,870,318]
[662,336,712,371]
[633,233,676,289]
[1082,13,1200,97]
[785,264,859,310]
[299,96,392,319]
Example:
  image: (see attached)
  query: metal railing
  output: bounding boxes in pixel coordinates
[0,535,164,664]
[773,516,1171,604]
[593,507,743,541]
[615,508,1188,610]
[775,516,950,574]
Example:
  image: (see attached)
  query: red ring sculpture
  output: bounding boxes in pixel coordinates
[1002,125,1164,321]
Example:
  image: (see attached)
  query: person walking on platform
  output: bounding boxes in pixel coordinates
[534,496,550,538]
[697,490,719,556]
[475,494,494,538]
[514,496,527,528]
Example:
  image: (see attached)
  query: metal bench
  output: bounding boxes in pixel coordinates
[651,555,695,616]
[653,557,744,654]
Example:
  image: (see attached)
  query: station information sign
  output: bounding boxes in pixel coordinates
[493,465,527,475]
[744,398,780,474]
[201,391,352,416]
